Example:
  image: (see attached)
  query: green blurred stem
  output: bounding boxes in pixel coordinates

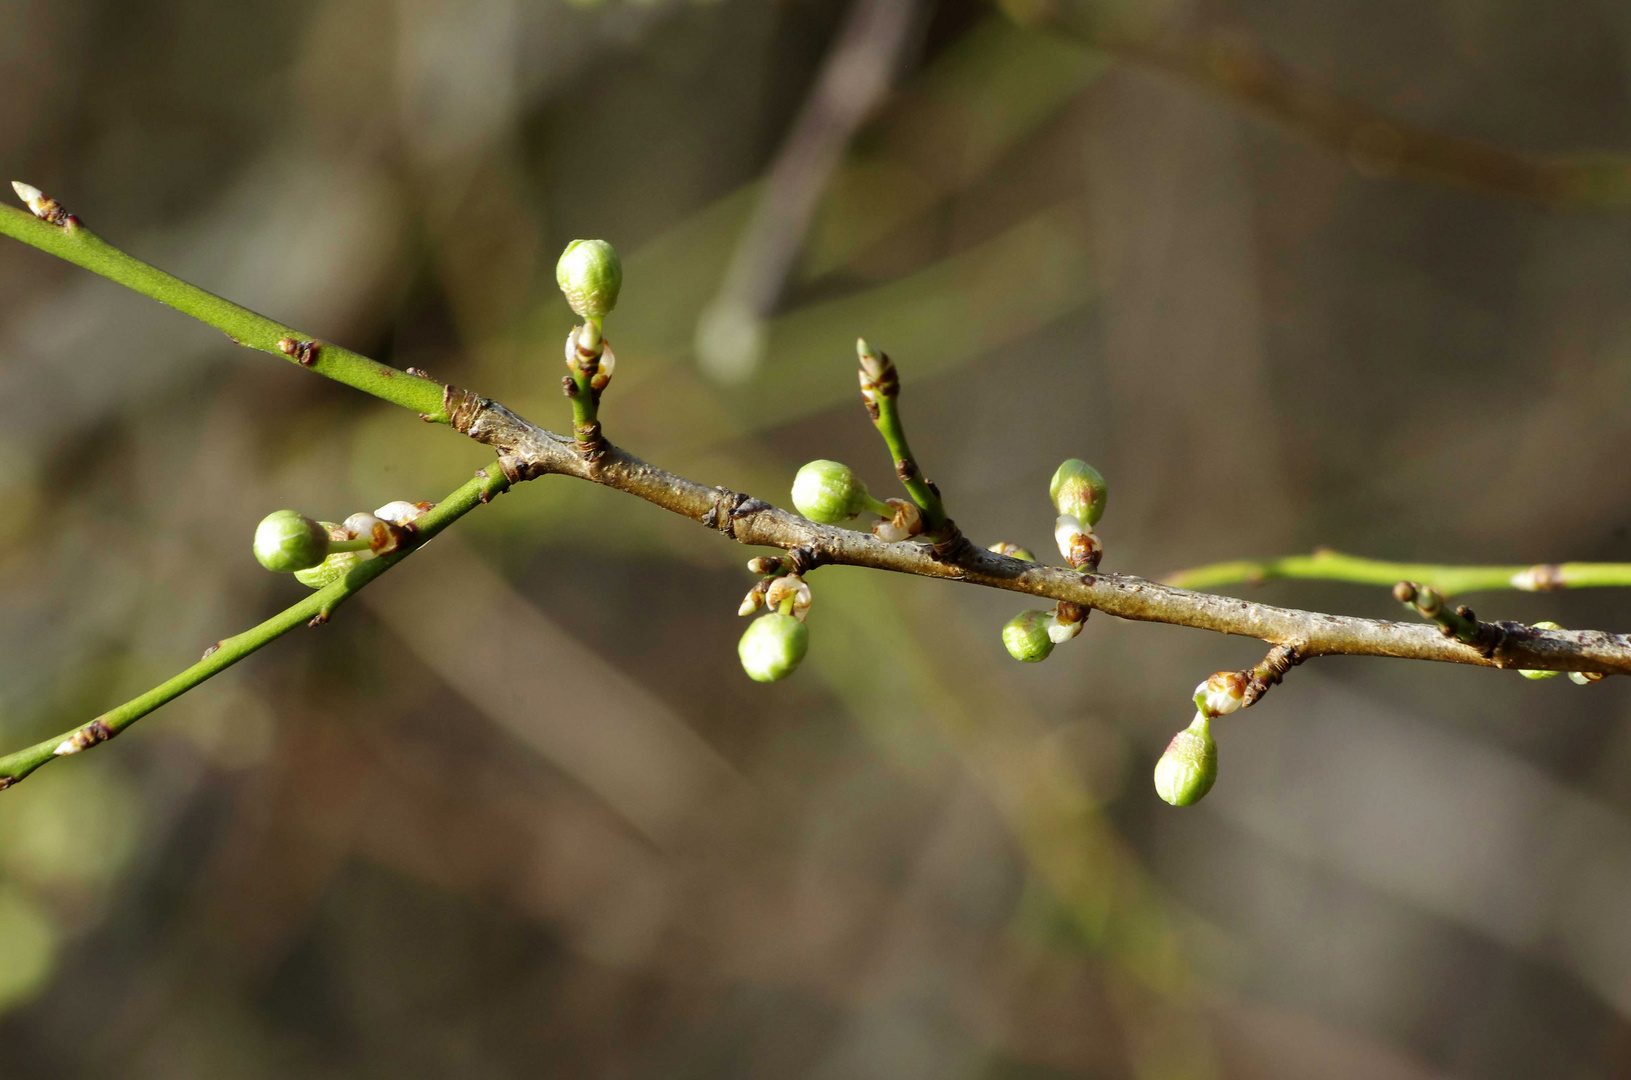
[871,395,949,534]
[0,204,449,420]
[0,466,511,790]
[1162,549,1631,596]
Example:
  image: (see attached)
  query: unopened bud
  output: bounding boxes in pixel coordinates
[294,549,376,590]
[1194,671,1248,716]
[988,542,1036,562]
[738,579,769,616]
[1154,713,1218,807]
[1054,515,1102,569]
[765,574,813,621]
[10,181,68,225]
[556,239,622,319]
[792,459,871,523]
[374,500,433,527]
[856,338,898,405]
[738,611,809,682]
[747,556,784,576]
[254,510,330,572]
[1519,621,1563,680]
[1048,601,1087,644]
[1002,610,1056,663]
[1571,671,1605,686]
[1049,459,1108,527]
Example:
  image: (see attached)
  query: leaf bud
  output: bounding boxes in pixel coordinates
[1049,459,1108,527]
[556,239,622,320]
[738,579,770,617]
[1519,621,1563,680]
[253,510,330,572]
[747,556,785,576]
[294,549,376,590]
[1194,671,1248,716]
[738,611,810,682]
[1154,713,1218,807]
[1002,610,1056,663]
[792,460,871,523]
[1054,515,1103,569]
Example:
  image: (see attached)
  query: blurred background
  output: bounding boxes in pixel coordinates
[4,0,1631,1075]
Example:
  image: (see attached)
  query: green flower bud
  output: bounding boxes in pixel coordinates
[1002,610,1056,663]
[792,459,875,523]
[738,611,809,682]
[1154,713,1218,807]
[254,510,329,572]
[1520,621,1563,680]
[1049,459,1108,526]
[556,239,622,319]
[293,548,375,590]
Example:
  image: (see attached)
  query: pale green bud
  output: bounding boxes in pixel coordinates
[1002,610,1055,663]
[792,459,871,523]
[1154,713,1218,806]
[293,548,375,590]
[1049,459,1108,526]
[556,239,622,319]
[738,611,809,682]
[1520,621,1563,680]
[254,510,329,572]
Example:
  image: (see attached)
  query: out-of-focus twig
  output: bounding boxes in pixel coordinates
[1164,548,1631,596]
[697,0,926,381]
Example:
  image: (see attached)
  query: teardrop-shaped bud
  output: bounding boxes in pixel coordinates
[1154,713,1218,807]
[254,510,330,572]
[1049,459,1109,526]
[1002,610,1056,663]
[738,611,810,682]
[1519,621,1563,680]
[556,239,622,319]
[792,460,871,523]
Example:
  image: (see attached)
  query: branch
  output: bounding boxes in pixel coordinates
[0,465,511,790]
[1012,8,1631,208]
[1163,549,1631,596]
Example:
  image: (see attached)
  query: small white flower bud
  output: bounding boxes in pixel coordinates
[1154,713,1218,806]
[738,611,809,682]
[1194,671,1248,717]
[1049,459,1108,526]
[738,591,765,617]
[1571,671,1605,685]
[1002,610,1055,663]
[747,556,782,576]
[556,239,622,320]
[374,501,431,527]
[254,510,330,572]
[1047,616,1082,644]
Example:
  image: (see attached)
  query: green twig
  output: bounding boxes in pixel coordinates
[856,339,950,535]
[0,195,448,420]
[1392,581,1497,654]
[1162,548,1631,597]
[0,465,511,791]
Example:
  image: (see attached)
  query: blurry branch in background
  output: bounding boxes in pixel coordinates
[6,183,1631,805]
[1004,1,1631,207]
[1164,549,1631,596]
[696,0,925,381]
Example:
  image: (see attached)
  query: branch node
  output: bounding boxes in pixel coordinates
[54,720,112,757]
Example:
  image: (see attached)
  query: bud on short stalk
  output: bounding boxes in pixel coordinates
[253,510,332,572]
[1154,713,1218,807]
[792,460,889,524]
[1002,610,1055,663]
[556,239,622,320]
[1049,459,1108,527]
[739,611,809,682]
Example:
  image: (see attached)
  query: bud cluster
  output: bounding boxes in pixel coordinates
[1001,600,1089,662]
[1050,459,1108,570]
[254,501,432,588]
[737,559,816,681]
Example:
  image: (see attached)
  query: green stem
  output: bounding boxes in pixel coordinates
[328,536,374,553]
[568,317,603,444]
[871,394,949,534]
[0,202,448,419]
[1161,548,1631,597]
[0,465,511,790]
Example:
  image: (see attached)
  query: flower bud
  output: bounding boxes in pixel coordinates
[764,574,813,620]
[1519,621,1563,680]
[1154,713,1218,807]
[1047,601,1087,644]
[738,611,809,682]
[556,239,622,319]
[294,549,376,590]
[988,542,1036,562]
[1002,610,1056,663]
[1194,671,1248,716]
[1571,671,1605,686]
[792,460,871,523]
[253,510,330,572]
[374,500,432,527]
[1049,459,1108,527]
[1054,515,1103,569]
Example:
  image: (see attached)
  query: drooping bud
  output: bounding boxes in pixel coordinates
[556,239,622,320]
[1194,670,1248,716]
[1049,459,1108,527]
[738,611,809,682]
[254,510,330,572]
[792,460,871,524]
[988,542,1036,562]
[1002,610,1056,663]
[1519,621,1563,680]
[1154,713,1218,807]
